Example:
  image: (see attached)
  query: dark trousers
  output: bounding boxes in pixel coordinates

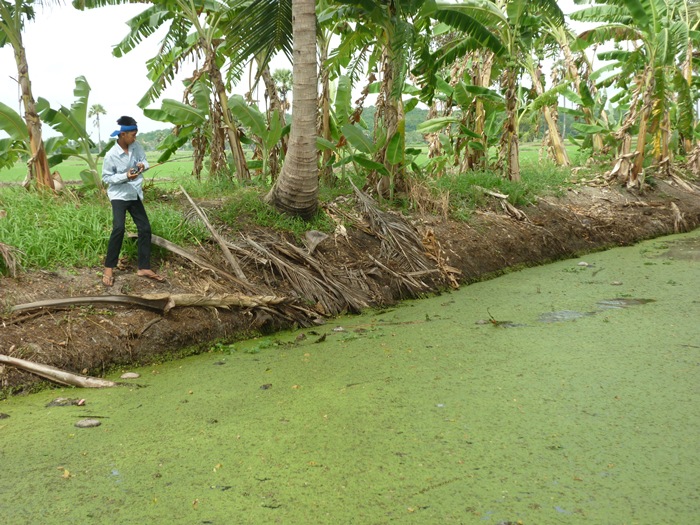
[105,198,152,270]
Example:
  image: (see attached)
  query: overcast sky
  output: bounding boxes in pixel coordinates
[0,4,288,140]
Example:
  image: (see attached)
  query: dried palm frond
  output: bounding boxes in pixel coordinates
[239,234,369,316]
[350,180,432,273]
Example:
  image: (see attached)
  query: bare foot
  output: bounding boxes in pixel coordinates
[137,270,166,282]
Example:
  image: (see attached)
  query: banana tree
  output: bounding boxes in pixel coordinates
[548,22,610,154]
[143,79,217,180]
[74,0,251,180]
[570,0,699,186]
[36,76,103,192]
[417,79,505,176]
[229,94,288,180]
[523,57,570,166]
[0,100,65,172]
[0,0,54,189]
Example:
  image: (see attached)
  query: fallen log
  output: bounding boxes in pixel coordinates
[12,295,169,313]
[11,292,288,315]
[0,354,119,388]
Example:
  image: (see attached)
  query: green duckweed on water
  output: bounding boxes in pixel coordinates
[1,230,698,524]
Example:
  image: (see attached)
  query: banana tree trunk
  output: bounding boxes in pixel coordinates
[560,37,605,153]
[531,64,569,166]
[375,45,402,197]
[260,64,286,180]
[682,43,693,154]
[14,37,53,190]
[207,50,249,181]
[630,105,650,188]
[499,66,520,182]
[469,51,494,170]
[629,69,655,188]
[265,0,318,219]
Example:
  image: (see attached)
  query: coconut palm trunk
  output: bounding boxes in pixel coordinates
[265,0,318,219]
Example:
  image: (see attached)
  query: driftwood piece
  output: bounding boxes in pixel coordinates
[140,292,288,313]
[180,186,248,282]
[11,292,288,315]
[0,354,119,388]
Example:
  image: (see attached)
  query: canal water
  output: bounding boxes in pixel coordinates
[1,230,698,524]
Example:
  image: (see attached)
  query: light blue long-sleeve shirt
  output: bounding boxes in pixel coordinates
[102,141,149,201]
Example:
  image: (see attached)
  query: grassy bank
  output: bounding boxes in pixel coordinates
[0,151,573,274]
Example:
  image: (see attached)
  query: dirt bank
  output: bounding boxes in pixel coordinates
[2,179,699,395]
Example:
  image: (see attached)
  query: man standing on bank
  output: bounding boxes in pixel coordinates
[101,116,165,287]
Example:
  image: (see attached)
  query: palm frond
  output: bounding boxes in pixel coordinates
[221,0,293,74]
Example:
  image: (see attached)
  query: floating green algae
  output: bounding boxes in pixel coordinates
[1,230,698,524]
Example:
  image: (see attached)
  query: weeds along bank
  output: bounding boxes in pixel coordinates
[1,175,699,396]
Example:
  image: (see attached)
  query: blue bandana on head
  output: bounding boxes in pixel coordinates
[110,125,138,137]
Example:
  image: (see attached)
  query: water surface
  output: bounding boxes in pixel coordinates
[1,230,698,524]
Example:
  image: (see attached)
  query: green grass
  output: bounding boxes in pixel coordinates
[433,158,572,221]
[0,145,578,274]
[0,153,195,183]
[0,186,209,272]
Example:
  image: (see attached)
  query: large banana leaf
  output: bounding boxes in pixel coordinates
[145,99,207,126]
[36,76,93,145]
[229,95,267,142]
[334,75,352,126]
[416,116,461,134]
[0,101,28,141]
[341,124,375,154]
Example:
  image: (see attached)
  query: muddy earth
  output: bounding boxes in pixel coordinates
[2,179,699,395]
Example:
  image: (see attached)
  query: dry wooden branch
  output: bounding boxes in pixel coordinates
[473,185,509,199]
[180,185,248,282]
[0,354,119,388]
[12,295,169,313]
[11,293,288,315]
